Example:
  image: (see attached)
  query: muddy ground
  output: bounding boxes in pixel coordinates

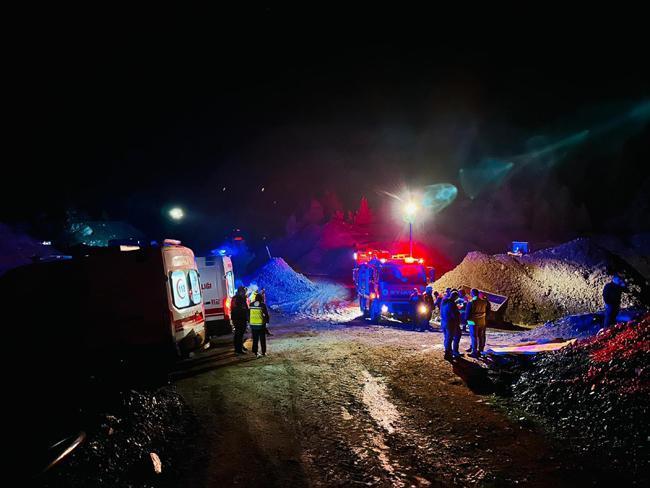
[173,314,632,487]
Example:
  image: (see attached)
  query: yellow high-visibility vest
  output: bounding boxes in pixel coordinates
[250,306,264,326]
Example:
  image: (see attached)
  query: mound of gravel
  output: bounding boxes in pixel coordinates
[515,308,647,342]
[434,238,647,325]
[40,387,198,487]
[511,315,650,482]
[247,258,317,306]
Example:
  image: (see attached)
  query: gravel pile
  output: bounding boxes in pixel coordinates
[40,387,198,488]
[247,257,317,306]
[511,314,650,482]
[515,307,647,342]
[434,238,647,325]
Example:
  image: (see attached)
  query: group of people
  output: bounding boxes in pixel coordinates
[230,286,271,357]
[410,286,490,360]
[418,287,490,360]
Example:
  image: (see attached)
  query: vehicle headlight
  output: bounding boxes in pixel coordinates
[381,304,389,314]
[418,304,429,315]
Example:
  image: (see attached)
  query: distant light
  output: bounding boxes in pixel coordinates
[120,245,140,251]
[418,258,424,264]
[353,252,358,260]
[261,187,265,192]
[218,249,226,256]
[380,258,387,263]
[41,241,52,246]
[169,207,184,220]
[222,187,226,191]
[381,304,389,313]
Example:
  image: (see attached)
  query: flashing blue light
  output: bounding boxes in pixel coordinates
[210,247,231,257]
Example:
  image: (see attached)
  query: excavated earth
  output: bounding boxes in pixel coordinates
[434,238,648,325]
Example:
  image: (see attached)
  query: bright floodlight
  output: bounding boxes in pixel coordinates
[169,207,184,220]
[405,202,418,218]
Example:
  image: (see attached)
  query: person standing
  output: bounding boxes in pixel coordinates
[231,286,249,355]
[465,288,490,358]
[440,291,462,360]
[602,273,626,328]
[249,292,271,357]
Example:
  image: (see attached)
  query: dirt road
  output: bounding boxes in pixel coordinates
[175,316,598,487]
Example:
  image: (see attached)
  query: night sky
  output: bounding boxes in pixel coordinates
[6,8,650,251]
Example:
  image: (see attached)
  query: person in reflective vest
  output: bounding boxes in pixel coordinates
[465,288,490,358]
[249,293,270,357]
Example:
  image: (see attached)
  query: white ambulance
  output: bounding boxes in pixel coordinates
[196,255,236,327]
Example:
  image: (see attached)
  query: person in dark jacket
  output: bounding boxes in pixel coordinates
[465,288,490,357]
[249,293,271,357]
[440,291,462,360]
[231,286,249,354]
[602,274,626,328]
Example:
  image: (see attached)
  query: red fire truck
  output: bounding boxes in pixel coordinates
[353,250,435,325]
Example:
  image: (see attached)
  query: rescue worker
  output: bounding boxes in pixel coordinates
[602,273,626,328]
[465,288,490,358]
[423,285,435,309]
[432,290,443,323]
[251,290,273,336]
[440,291,462,360]
[231,286,249,355]
[421,285,435,329]
[409,288,424,330]
[249,291,271,357]
[433,290,442,310]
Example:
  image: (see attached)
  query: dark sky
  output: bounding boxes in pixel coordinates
[6,8,650,249]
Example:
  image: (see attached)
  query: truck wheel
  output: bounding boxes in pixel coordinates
[419,317,430,330]
[360,297,370,318]
[370,302,381,324]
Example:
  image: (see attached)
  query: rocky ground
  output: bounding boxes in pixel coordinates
[509,314,650,483]
[33,309,648,487]
[173,314,643,487]
[434,238,648,325]
[35,387,199,488]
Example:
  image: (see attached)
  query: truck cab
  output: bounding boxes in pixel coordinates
[354,251,434,324]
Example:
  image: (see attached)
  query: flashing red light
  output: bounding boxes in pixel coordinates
[233,236,244,241]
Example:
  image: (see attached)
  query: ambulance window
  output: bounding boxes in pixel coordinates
[170,270,190,309]
[188,269,202,305]
[225,271,235,297]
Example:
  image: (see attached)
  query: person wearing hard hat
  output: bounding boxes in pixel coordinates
[249,291,271,357]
